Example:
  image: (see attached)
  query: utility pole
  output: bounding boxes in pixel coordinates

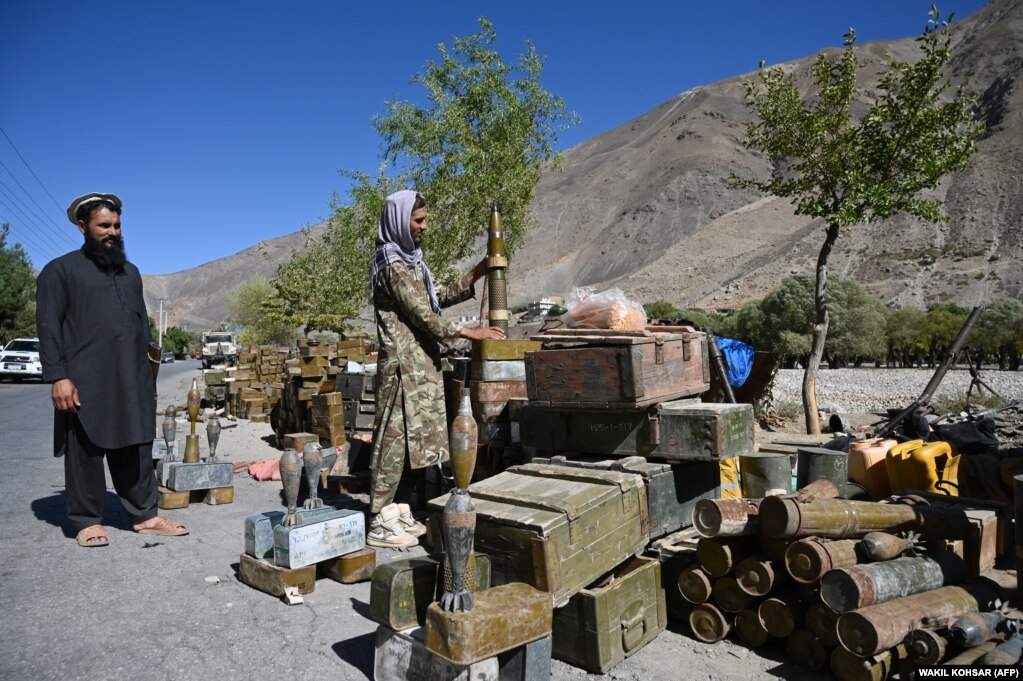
[157,298,167,348]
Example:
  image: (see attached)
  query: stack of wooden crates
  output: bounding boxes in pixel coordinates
[428,326,756,674]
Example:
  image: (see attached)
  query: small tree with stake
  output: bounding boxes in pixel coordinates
[733,7,983,433]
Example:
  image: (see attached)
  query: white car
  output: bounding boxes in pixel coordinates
[0,337,42,381]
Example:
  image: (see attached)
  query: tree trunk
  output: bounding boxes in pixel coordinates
[802,223,841,435]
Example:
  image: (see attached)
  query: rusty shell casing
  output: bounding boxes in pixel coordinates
[759,596,806,638]
[792,478,842,501]
[905,627,955,665]
[302,442,323,509]
[678,565,713,605]
[692,497,762,538]
[712,575,749,613]
[977,634,1023,666]
[760,497,919,539]
[486,201,509,333]
[950,609,1006,648]
[836,582,1002,657]
[697,536,758,577]
[688,603,731,643]
[758,535,790,562]
[785,538,862,584]
[786,629,830,672]
[943,637,1003,665]
[830,644,907,681]
[440,490,476,612]
[206,415,222,461]
[279,448,303,526]
[734,608,770,647]
[859,531,917,562]
[735,556,782,597]
[821,552,968,613]
[807,602,842,646]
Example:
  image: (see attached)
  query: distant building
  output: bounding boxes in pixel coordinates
[527,296,565,318]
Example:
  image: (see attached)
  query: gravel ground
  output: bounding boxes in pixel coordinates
[772,366,1023,414]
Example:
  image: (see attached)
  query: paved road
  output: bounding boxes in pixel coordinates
[0,361,824,681]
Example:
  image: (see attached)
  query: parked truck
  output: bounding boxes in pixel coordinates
[199,330,239,369]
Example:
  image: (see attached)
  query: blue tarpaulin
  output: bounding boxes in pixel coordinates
[715,336,754,388]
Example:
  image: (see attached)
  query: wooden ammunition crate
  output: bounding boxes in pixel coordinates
[427,463,648,607]
[525,328,710,409]
[519,400,753,462]
[531,455,720,539]
[551,555,667,673]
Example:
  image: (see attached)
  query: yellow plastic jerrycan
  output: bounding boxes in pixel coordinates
[848,438,898,500]
[885,439,960,496]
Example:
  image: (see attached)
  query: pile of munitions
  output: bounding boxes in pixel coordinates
[682,482,1018,677]
[225,344,290,420]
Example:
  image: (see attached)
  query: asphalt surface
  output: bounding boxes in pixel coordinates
[0,360,832,681]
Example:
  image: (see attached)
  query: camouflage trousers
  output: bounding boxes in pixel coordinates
[370,374,429,513]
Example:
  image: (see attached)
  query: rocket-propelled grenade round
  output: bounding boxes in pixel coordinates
[487,200,509,332]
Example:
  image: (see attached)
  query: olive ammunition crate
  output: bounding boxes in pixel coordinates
[531,455,720,539]
[428,463,648,607]
[520,400,753,462]
[525,328,710,409]
[337,371,376,402]
[551,555,666,673]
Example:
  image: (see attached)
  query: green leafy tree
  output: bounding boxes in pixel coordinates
[734,8,983,432]
[643,300,680,320]
[162,326,196,355]
[228,278,298,344]
[922,304,969,366]
[0,224,35,344]
[973,300,1023,370]
[885,306,928,366]
[267,19,577,333]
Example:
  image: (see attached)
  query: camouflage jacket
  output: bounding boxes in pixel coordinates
[373,261,474,468]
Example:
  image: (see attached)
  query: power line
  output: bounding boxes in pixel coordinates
[0,210,64,263]
[0,184,73,255]
[0,126,66,216]
[0,158,77,247]
[0,179,77,252]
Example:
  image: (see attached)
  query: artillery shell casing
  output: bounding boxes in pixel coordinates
[689,603,731,643]
[735,556,781,596]
[734,608,770,647]
[678,565,713,604]
[821,552,967,613]
[712,575,750,613]
[977,635,1023,666]
[759,596,805,638]
[836,582,1002,657]
[760,497,919,539]
[786,629,830,672]
[693,497,761,538]
[806,602,841,646]
[905,627,954,665]
[697,536,758,577]
[831,644,907,681]
[785,537,861,584]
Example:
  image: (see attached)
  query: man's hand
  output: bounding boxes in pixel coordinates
[51,379,81,412]
[462,256,490,289]
[459,326,506,341]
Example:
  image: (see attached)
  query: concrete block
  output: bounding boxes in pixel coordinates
[157,460,182,487]
[244,506,339,560]
[374,626,551,681]
[273,509,365,569]
[167,462,233,491]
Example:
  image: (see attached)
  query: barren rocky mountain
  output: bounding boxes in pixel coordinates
[146,0,1022,330]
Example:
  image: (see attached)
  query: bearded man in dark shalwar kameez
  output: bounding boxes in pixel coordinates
[366,190,504,548]
[37,193,189,547]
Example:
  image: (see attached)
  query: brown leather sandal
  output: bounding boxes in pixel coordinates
[76,524,109,547]
[134,516,189,536]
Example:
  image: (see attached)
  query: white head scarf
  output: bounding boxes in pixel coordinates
[369,189,440,312]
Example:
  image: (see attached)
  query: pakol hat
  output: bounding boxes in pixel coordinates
[66,192,122,224]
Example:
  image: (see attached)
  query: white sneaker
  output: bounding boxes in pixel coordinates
[397,503,427,537]
[367,504,418,548]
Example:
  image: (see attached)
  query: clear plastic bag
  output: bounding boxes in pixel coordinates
[564,286,648,330]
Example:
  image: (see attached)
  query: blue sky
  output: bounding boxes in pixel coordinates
[0,0,989,275]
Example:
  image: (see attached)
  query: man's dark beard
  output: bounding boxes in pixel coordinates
[82,234,127,270]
